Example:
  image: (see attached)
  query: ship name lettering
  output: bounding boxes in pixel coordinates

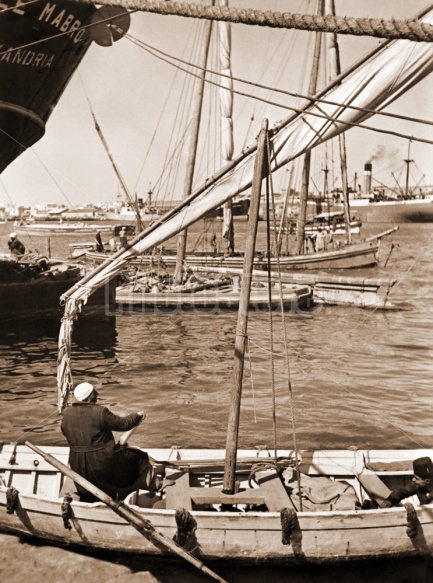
[38,3,86,43]
[1,46,55,68]
[0,0,26,16]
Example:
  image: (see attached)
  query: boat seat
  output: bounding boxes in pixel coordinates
[163,468,294,511]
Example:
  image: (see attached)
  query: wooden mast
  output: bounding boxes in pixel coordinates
[174,10,214,284]
[326,0,352,243]
[295,0,325,255]
[223,119,268,495]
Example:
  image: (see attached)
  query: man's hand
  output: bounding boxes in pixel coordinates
[137,411,146,422]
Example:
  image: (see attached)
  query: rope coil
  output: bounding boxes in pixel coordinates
[173,507,195,547]
[61,494,73,530]
[404,502,418,538]
[6,487,19,515]
[280,507,298,545]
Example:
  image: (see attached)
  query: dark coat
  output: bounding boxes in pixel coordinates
[61,403,151,501]
[8,238,25,255]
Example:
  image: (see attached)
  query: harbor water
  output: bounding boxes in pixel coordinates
[1,219,433,582]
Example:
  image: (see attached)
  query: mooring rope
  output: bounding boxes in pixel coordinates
[72,0,433,43]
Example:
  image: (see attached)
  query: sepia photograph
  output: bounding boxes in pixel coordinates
[1,1,433,582]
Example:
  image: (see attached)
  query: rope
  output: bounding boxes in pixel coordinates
[403,502,418,538]
[280,507,297,546]
[265,133,303,510]
[72,1,433,43]
[61,494,73,530]
[264,145,278,466]
[6,487,19,515]
[173,507,195,547]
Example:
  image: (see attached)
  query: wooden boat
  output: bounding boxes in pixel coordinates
[190,266,397,310]
[1,444,433,563]
[84,237,380,271]
[0,255,115,318]
[304,210,362,236]
[115,278,312,313]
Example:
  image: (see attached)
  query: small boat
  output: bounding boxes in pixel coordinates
[0,254,115,318]
[115,274,312,313]
[1,444,433,564]
[15,223,115,236]
[304,210,362,236]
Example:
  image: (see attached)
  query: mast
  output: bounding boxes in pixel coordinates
[223,119,268,495]
[91,110,144,232]
[219,0,235,254]
[404,140,413,198]
[174,10,214,284]
[326,0,352,243]
[295,0,325,255]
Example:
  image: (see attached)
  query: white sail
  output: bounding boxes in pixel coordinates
[219,0,235,248]
[58,8,433,409]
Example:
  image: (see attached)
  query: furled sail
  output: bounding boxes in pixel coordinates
[219,0,235,252]
[58,8,433,410]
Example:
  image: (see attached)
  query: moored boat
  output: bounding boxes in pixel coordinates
[1,443,432,563]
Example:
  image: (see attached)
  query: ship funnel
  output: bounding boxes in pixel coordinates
[364,162,372,194]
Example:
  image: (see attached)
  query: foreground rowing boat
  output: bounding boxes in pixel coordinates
[1,443,432,564]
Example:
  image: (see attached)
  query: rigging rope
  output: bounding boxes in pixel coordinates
[125,33,433,149]
[71,0,433,43]
[265,131,303,510]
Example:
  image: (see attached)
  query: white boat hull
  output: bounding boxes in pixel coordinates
[1,445,432,563]
[350,197,433,223]
[16,223,114,235]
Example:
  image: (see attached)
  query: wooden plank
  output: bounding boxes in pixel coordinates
[164,470,192,510]
[255,470,295,512]
[190,487,266,506]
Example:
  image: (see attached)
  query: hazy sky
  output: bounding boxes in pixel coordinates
[2,0,433,207]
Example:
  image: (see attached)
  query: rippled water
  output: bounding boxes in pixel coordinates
[1,220,433,582]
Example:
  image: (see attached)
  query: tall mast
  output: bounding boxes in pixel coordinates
[326,0,352,243]
[223,119,268,495]
[91,110,144,232]
[404,140,413,198]
[174,11,214,284]
[295,0,325,255]
[219,0,235,254]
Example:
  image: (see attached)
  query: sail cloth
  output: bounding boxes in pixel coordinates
[219,0,235,248]
[58,9,433,411]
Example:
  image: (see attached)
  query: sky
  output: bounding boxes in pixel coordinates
[1,0,433,207]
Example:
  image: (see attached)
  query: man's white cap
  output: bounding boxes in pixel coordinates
[9,232,17,238]
[74,382,94,401]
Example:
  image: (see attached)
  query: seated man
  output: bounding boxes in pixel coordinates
[8,232,25,256]
[61,382,156,502]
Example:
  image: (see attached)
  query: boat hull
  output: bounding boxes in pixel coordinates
[0,273,116,318]
[1,445,432,564]
[115,284,312,313]
[84,240,380,271]
[0,1,97,173]
[350,198,433,223]
[16,223,114,236]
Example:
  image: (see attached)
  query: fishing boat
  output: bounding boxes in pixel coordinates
[115,273,312,313]
[2,3,433,574]
[0,254,114,318]
[304,210,362,236]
